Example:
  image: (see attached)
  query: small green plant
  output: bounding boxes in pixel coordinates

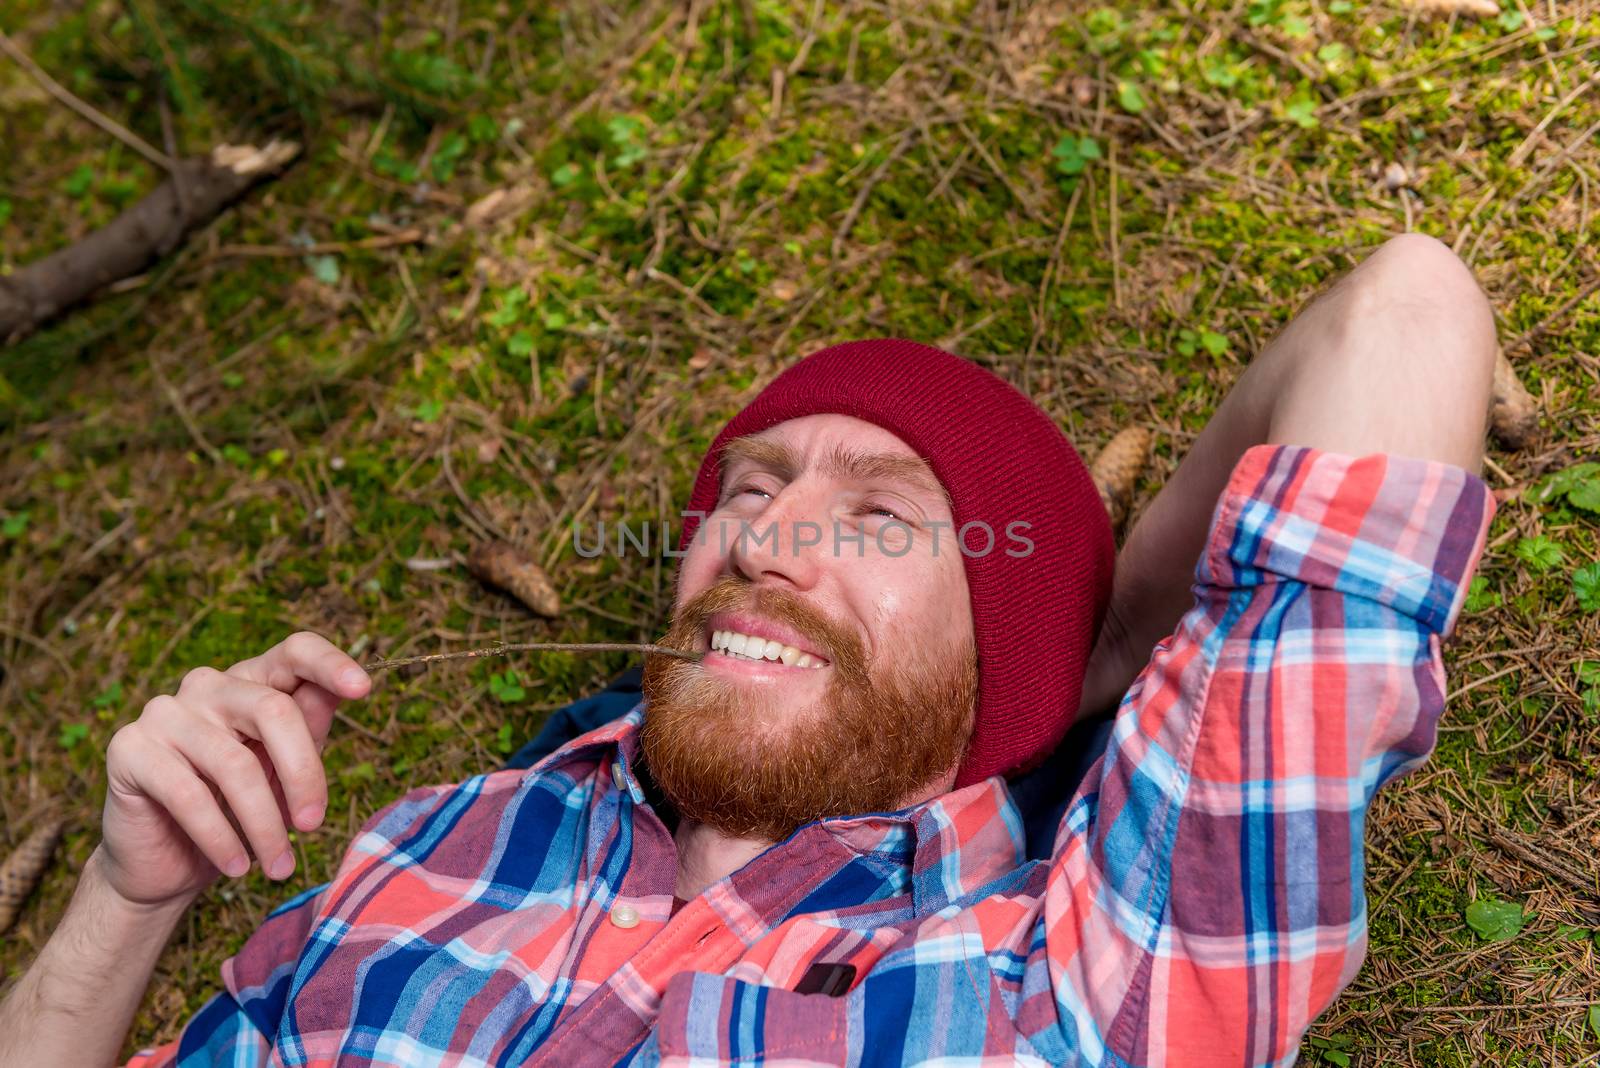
[1572,563,1600,611]
[1116,80,1147,114]
[1576,662,1600,718]
[1514,535,1565,572]
[1,511,29,538]
[1284,92,1319,129]
[607,115,648,169]
[58,722,90,750]
[1536,463,1600,513]
[1464,896,1525,941]
[489,670,526,703]
[431,132,469,182]
[496,721,515,754]
[1306,1033,1355,1066]
[1464,576,1502,612]
[1051,134,1102,176]
[1175,327,1229,358]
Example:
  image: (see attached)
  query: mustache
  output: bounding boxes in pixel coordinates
[660,576,866,677]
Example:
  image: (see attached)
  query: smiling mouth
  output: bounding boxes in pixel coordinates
[707,627,829,669]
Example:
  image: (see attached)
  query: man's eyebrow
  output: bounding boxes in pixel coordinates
[718,435,947,503]
[720,436,799,480]
[819,443,948,502]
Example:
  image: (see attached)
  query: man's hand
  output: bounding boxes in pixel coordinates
[96,631,371,909]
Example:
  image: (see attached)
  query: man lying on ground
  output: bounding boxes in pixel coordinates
[0,232,1497,1067]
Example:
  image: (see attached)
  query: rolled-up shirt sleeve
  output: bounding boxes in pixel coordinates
[1045,445,1494,1065]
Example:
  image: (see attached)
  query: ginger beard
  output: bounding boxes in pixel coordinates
[640,576,978,842]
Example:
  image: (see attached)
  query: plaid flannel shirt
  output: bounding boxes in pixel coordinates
[126,444,1493,1067]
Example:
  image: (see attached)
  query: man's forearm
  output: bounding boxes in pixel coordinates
[0,850,192,1068]
[1078,236,1495,718]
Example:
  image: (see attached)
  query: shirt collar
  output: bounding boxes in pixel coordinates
[535,700,1029,904]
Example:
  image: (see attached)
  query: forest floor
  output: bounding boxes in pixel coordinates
[3,0,1599,1063]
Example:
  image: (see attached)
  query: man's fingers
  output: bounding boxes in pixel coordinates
[230,630,371,702]
[290,679,341,751]
[116,730,250,878]
[166,722,297,880]
[179,673,329,834]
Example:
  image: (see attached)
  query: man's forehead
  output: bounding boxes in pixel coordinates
[720,418,948,500]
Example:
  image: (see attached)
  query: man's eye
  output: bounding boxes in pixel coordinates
[732,484,772,501]
[860,502,903,521]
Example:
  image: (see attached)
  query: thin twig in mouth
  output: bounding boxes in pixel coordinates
[366,642,702,672]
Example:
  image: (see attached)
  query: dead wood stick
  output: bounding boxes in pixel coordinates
[0,816,66,936]
[367,642,701,672]
[210,230,426,259]
[0,30,175,172]
[1482,823,1600,902]
[0,141,300,344]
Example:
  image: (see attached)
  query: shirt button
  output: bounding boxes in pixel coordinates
[611,762,627,791]
[610,904,640,930]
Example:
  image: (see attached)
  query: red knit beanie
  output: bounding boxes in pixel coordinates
[679,338,1115,788]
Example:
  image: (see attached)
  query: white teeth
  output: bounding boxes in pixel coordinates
[707,628,826,667]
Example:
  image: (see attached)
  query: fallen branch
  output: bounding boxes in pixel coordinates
[0,816,66,936]
[0,141,300,345]
[367,641,701,672]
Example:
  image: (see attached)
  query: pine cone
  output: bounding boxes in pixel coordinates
[0,816,66,935]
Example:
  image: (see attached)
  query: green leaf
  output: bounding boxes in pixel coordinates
[431,132,469,182]
[507,331,535,358]
[1589,1004,1600,1043]
[1323,1052,1350,1067]
[1575,661,1600,687]
[1316,43,1347,63]
[496,722,515,754]
[1514,535,1565,572]
[1554,923,1592,941]
[340,760,377,784]
[414,398,444,423]
[0,198,11,227]
[1498,8,1525,30]
[551,162,580,187]
[221,371,245,389]
[306,254,341,285]
[467,114,499,143]
[1568,480,1600,513]
[1328,0,1353,11]
[62,164,96,197]
[92,682,123,709]
[1464,576,1501,613]
[1284,95,1319,129]
[1051,134,1100,176]
[221,443,252,466]
[1200,330,1229,357]
[1,510,29,538]
[58,722,90,750]
[1280,14,1311,36]
[1573,563,1600,611]
[1116,80,1147,114]
[1464,897,1525,941]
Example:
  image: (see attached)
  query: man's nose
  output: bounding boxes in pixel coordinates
[726,488,827,591]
